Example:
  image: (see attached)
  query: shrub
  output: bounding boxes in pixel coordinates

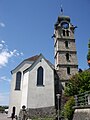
[63,96,75,120]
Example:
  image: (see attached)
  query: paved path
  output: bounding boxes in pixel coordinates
[0,113,12,120]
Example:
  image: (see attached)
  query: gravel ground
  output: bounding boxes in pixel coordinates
[0,113,12,120]
[0,113,31,120]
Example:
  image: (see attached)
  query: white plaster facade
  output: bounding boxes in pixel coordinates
[8,54,55,117]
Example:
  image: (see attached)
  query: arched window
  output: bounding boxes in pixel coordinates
[66,53,69,61]
[37,66,43,86]
[65,41,69,48]
[66,30,69,36]
[63,30,65,36]
[15,71,21,90]
[67,67,70,74]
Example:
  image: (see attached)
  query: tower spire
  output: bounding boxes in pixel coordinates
[60,4,63,15]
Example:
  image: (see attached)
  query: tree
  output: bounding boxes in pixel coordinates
[64,70,90,96]
[87,39,90,67]
[62,70,90,120]
[0,106,8,113]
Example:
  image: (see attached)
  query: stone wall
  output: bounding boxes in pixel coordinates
[27,106,56,118]
[19,106,56,119]
[73,107,90,120]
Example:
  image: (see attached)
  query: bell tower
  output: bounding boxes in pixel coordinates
[53,15,78,87]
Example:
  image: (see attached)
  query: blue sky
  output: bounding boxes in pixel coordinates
[0,0,90,105]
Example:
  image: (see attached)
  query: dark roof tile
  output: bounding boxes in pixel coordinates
[24,55,40,62]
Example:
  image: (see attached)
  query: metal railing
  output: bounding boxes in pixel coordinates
[74,91,90,107]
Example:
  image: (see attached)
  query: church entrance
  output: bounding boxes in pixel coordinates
[12,106,15,114]
[12,106,16,118]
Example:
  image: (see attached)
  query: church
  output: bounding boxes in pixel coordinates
[8,12,78,118]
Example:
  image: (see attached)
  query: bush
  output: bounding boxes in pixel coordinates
[0,106,8,113]
[63,96,75,120]
[64,71,90,96]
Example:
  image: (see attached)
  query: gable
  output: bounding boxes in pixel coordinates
[11,55,40,74]
[23,54,54,74]
[11,54,54,75]
[11,61,33,74]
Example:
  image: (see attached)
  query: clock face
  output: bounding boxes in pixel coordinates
[61,22,69,29]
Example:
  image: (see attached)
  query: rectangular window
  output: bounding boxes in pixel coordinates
[66,53,69,61]
[67,67,70,74]
[65,41,69,48]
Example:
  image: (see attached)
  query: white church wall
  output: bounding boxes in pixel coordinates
[27,58,55,108]
[8,62,31,117]
[8,74,22,117]
[21,71,29,108]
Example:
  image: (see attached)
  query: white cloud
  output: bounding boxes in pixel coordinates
[0,40,24,68]
[20,52,24,56]
[0,44,3,49]
[0,22,5,28]
[0,51,11,67]
[1,40,5,43]
[0,76,11,82]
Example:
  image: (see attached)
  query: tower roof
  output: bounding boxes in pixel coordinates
[54,15,71,28]
[58,16,70,23]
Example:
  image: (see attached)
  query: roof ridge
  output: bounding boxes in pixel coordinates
[24,55,40,62]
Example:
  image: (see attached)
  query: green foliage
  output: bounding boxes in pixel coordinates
[88,42,90,49]
[87,50,90,60]
[62,70,90,119]
[0,106,4,112]
[63,96,75,120]
[0,106,8,112]
[64,70,90,96]
[87,39,90,67]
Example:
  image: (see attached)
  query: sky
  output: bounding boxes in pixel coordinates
[0,0,90,106]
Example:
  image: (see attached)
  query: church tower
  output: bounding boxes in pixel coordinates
[53,14,78,87]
